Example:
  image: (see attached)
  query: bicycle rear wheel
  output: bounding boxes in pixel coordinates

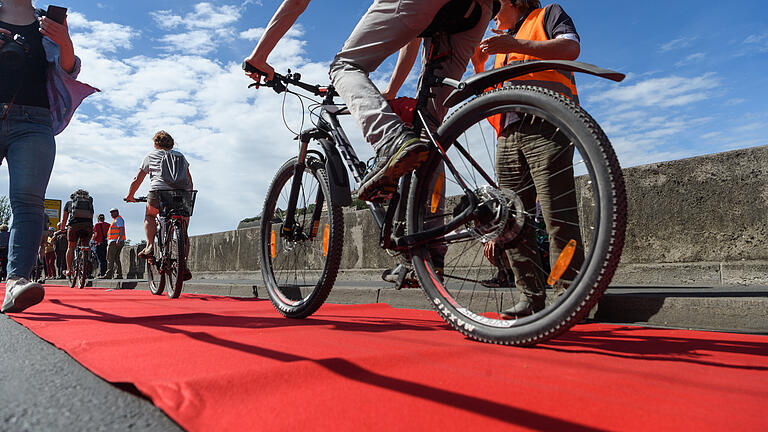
[67,255,76,288]
[164,223,183,299]
[77,250,87,289]
[146,243,163,295]
[260,156,343,318]
[408,86,626,346]
[167,222,186,299]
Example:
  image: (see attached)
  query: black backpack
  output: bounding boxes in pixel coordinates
[71,193,94,220]
[160,151,190,189]
[420,0,495,37]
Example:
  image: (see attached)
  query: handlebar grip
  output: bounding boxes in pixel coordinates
[124,197,148,203]
[242,61,265,76]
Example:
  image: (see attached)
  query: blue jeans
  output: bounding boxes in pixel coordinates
[0,104,56,280]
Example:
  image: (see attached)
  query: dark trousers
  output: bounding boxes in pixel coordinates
[95,242,107,276]
[106,241,124,278]
[496,120,585,301]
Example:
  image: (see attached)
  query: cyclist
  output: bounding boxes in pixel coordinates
[60,189,94,279]
[244,0,496,201]
[472,0,584,317]
[125,130,194,280]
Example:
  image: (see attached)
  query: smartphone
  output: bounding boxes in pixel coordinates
[46,5,68,24]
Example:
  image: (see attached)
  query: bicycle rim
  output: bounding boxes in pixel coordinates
[260,156,343,318]
[408,86,626,346]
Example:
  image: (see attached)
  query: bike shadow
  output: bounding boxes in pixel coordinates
[540,325,768,371]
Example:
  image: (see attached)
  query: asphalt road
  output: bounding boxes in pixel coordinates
[0,314,180,432]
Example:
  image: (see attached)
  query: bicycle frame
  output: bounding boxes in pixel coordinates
[278,41,494,256]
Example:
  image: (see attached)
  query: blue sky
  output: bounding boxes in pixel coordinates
[3,1,766,241]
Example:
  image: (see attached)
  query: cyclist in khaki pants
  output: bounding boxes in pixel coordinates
[244,0,496,201]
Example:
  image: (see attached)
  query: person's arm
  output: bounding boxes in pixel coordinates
[125,170,148,202]
[59,211,69,231]
[39,16,76,73]
[244,0,311,83]
[381,39,421,100]
[479,29,580,61]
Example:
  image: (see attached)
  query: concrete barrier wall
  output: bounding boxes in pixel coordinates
[124,145,768,286]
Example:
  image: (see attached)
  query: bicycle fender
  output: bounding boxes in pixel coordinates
[443,60,625,108]
[317,139,352,207]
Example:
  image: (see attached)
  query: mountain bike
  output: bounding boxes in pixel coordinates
[247,50,627,345]
[131,190,196,299]
[67,239,89,289]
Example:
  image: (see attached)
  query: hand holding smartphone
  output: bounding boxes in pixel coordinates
[45,5,68,24]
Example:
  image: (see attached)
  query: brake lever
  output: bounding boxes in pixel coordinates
[243,61,286,94]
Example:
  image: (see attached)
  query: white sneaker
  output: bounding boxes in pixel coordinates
[1,278,45,314]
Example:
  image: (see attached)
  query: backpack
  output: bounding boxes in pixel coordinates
[71,193,94,220]
[160,151,190,189]
[420,0,487,37]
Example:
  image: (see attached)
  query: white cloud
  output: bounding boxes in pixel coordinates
[659,36,696,53]
[588,73,720,110]
[674,52,705,67]
[744,33,768,53]
[152,3,243,54]
[6,7,361,244]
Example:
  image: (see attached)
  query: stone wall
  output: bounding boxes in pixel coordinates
[124,145,768,286]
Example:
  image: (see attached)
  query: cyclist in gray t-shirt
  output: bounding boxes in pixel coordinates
[125,131,193,258]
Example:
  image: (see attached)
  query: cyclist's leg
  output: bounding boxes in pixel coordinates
[329,0,448,147]
[143,195,159,255]
[65,229,77,275]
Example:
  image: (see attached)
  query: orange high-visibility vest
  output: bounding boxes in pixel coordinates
[107,216,126,241]
[488,6,579,136]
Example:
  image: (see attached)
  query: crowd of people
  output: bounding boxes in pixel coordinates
[3,0,581,320]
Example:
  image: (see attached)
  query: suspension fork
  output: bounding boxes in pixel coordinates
[282,139,310,240]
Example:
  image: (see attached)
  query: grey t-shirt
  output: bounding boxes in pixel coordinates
[140,149,191,191]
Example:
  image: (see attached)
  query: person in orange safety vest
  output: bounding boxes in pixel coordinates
[470,0,585,318]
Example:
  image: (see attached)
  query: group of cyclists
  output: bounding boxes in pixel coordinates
[4,0,582,319]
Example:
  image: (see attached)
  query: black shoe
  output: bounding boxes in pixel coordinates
[183,269,192,281]
[501,296,545,319]
[481,269,515,288]
[358,129,429,201]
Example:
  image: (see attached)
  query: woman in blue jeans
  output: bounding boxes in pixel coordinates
[0,0,96,313]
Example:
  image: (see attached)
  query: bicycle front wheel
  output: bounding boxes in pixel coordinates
[260,156,343,318]
[408,85,626,346]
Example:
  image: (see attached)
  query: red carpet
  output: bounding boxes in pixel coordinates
[7,285,768,431]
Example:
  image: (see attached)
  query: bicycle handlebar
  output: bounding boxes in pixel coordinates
[242,61,337,98]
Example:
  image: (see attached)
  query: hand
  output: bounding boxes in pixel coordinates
[479,29,523,55]
[483,240,499,265]
[471,45,489,73]
[124,195,136,203]
[243,57,274,88]
[381,88,397,101]
[0,28,11,49]
[38,16,72,49]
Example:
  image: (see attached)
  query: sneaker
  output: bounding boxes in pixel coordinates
[2,278,45,313]
[358,129,429,201]
[481,269,515,288]
[501,296,545,319]
[183,268,192,281]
